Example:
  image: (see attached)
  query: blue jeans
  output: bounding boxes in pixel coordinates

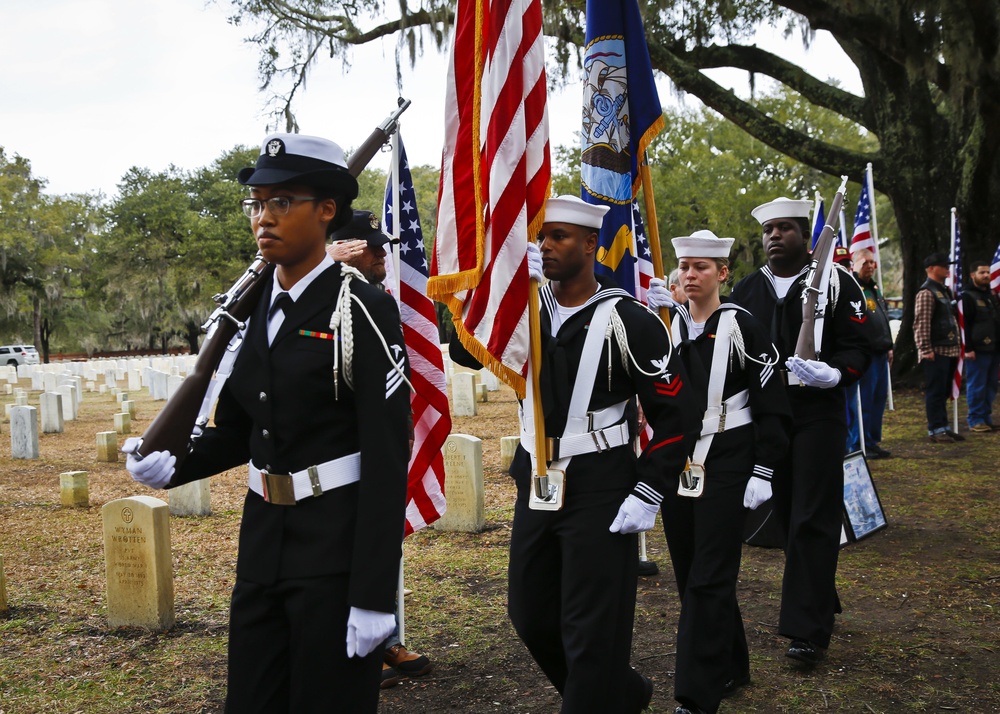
[965,351,1000,427]
[922,355,957,433]
[860,351,889,445]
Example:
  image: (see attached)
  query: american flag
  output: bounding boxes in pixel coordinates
[850,174,875,257]
[947,210,964,401]
[428,0,550,397]
[383,137,450,535]
[991,240,1000,293]
[631,198,656,449]
[632,199,653,305]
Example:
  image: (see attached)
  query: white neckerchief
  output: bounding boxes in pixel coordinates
[267,254,334,345]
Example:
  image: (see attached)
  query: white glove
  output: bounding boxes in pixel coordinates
[786,356,842,388]
[646,277,679,310]
[743,476,772,510]
[346,607,396,658]
[527,241,544,282]
[122,437,176,490]
[609,494,660,534]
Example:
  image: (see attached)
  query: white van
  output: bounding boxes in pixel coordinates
[0,344,40,366]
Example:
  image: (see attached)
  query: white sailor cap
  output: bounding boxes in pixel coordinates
[671,230,735,259]
[750,197,812,225]
[543,195,610,229]
[238,133,358,199]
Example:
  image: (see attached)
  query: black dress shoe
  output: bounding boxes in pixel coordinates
[721,671,751,698]
[786,639,826,666]
[868,444,892,459]
[945,429,966,441]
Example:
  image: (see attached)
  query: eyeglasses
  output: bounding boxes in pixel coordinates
[240,195,317,218]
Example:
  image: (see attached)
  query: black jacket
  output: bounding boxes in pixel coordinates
[670,301,792,493]
[172,263,411,613]
[451,277,698,504]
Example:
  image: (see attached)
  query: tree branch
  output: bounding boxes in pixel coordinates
[647,41,877,180]
[682,43,870,127]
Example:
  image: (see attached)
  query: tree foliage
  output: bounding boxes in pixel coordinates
[224,0,1000,369]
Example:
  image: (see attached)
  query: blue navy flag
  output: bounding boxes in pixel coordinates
[580,0,664,295]
[811,200,825,249]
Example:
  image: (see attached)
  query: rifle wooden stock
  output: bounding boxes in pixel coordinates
[136,256,273,465]
[135,99,411,468]
[794,181,848,360]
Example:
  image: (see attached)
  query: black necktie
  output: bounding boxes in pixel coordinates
[268,292,294,321]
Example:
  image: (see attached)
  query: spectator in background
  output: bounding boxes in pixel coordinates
[847,249,894,458]
[669,268,687,304]
[962,260,1000,432]
[914,252,964,443]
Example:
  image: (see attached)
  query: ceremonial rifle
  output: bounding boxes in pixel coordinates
[135,98,411,467]
[794,176,849,361]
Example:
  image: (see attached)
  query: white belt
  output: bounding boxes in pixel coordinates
[700,389,752,435]
[521,402,630,460]
[248,452,361,505]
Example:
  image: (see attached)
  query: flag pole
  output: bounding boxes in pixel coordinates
[528,265,547,485]
[391,130,402,296]
[866,163,894,411]
[950,206,959,432]
[390,129,405,645]
[639,152,671,330]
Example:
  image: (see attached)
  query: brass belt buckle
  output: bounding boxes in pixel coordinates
[260,469,297,506]
[546,437,557,461]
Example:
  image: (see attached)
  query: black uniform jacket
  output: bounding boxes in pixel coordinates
[171,263,411,614]
[670,300,791,494]
[731,265,871,397]
[452,277,698,503]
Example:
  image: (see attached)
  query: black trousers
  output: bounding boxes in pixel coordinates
[774,395,846,649]
[507,483,648,714]
[225,575,383,714]
[662,478,750,714]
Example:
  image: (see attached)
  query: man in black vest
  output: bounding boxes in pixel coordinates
[962,260,1000,431]
[914,252,963,443]
[125,133,411,713]
[730,197,870,667]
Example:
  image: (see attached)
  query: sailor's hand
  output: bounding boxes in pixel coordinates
[786,356,841,388]
[122,437,175,489]
[609,494,659,534]
[743,475,772,510]
[646,278,679,310]
[346,607,395,658]
[527,241,544,283]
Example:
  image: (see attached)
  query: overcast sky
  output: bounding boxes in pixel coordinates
[1,0,860,198]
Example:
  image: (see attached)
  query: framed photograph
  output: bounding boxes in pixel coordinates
[842,451,888,542]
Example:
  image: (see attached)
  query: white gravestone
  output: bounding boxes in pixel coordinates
[500,436,520,471]
[60,471,89,508]
[434,434,484,533]
[114,412,131,435]
[169,480,212,517]
[96,432,118,462]
[481,369,501,392]
[10,406,39,459]
[101,496,175,630]
[452,372,478,417]
[40,392,64,433]
[57,385,77,420]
